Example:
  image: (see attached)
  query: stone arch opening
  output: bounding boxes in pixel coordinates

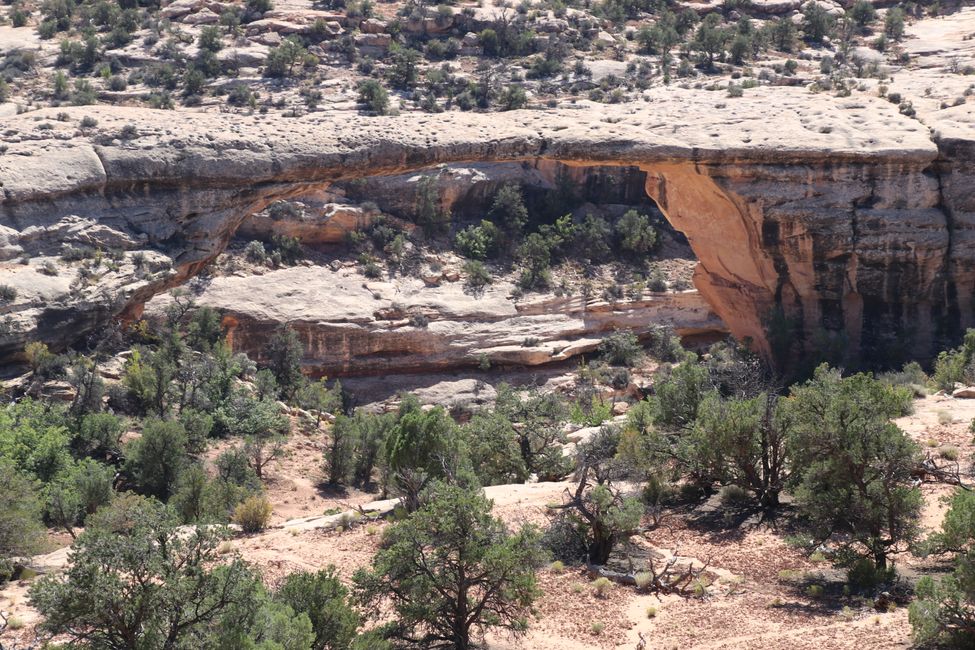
[165,159,731,382]
[1,116,958,378]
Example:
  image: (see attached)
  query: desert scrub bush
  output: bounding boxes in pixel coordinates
[719,484,751,508]
[646,606,657,618]
[499,84,528,110]
[598,330,644,367]
[39,261,59,276]
[634,571,653,590]
[938,410,954,426]
[361,258,382,279]
[806,583,824,598]
[233,494,272,533]
[847,557,894,593]
[778,569,802,582]
[592,577,612,597]
[244,240,267,264]
[464,260,493,291]
[0,285,16,302]
[227,83,256,108]
[940,446,960,461]
[357,79,389,115]
[269,234,302,265]
[648,267,668,292]
[353,485,543,650]
[590,622,605,635]
[569,395,612,426]
[264,37,316,78]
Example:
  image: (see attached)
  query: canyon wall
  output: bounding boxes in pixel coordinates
[0,84,971,368]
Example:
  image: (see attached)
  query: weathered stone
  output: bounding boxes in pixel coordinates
[181,7,219,24]
[354,32,391,49]
[359,18,387,34]
[160,0,204,19]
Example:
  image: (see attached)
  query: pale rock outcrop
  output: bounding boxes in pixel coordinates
[182,8,220,24]
[148,264,723,377]
[359,18,387,34]
[238,190,416,244]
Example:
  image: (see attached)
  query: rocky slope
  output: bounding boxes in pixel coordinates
[0,55,972,365]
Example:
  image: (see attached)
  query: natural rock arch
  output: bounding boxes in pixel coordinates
[0,93,971,369]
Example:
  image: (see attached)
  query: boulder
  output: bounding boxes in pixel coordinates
[952,386,975,399]
[160,0,204,19]
[360,18,387,34]
[182,7,220,24]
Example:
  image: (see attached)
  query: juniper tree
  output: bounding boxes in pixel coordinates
[354,484,543,650]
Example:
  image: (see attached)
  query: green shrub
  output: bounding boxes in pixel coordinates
[0,461,45,579]
[598,330,644,367]
[124,419,188,501]
[615,210,657,254]
[454,221,501,260]
[849,0,876,28]
[479,28,500,56]
[569,395,612,426]
[264,37,315,78]
[847,557,894,592]
[247,0,273,14]
[802,3,834,43]
[244,240,267,264]
[270,234,302,265]
[275,568,360,650]
[499,84,527,110]
[488,184,528,238]
[884,7,904,40]
[386,46,421,89]
[463,260,492,294]
[357,79,389,115]
[227,83,256,107]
